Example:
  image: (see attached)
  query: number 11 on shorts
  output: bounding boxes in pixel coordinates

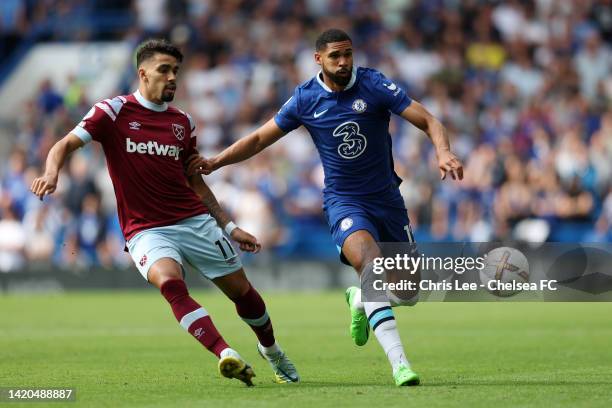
[214,237,235,259]
[404,224,414,243]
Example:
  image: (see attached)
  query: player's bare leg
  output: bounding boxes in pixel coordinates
[344,231,420,305]
[213,269,299,383]
[148,258,255,386]
[342,231,420,386]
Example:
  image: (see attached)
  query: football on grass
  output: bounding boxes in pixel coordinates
[479,247,530,297]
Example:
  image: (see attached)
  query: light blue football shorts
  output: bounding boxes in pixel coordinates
[126,214,242,281]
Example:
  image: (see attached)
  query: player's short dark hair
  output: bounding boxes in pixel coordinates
[135,39,183,67]
[315,29,352,51]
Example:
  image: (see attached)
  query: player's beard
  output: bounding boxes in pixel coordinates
[161,86,176,102]
[324,65,352,87]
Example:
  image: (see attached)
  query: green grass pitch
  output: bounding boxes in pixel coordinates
[1,291,611,407]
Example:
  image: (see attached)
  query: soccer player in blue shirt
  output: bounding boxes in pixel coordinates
[187,29,464,386]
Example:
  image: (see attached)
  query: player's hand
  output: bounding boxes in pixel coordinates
[185,154,216,176]
[230,228,262,253]
[436,149,464,181]
[30,174,58,201]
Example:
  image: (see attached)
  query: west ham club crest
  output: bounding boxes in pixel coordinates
[172,123,185,140]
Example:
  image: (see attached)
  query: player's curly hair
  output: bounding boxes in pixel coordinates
[315,29,352,51]
[135,39,183,67]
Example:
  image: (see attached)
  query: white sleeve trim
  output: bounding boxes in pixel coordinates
[187,112,196,138]
[95,102,117,121]
[71,125,92,144]
[178,109,196,132]
[104,97,126,118]
[186,112,195,131]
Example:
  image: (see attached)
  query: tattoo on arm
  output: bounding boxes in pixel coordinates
[200,184,231,228]
[189,176,231,228]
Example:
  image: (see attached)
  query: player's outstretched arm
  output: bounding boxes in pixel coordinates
[30,133,85,200]
[400,101,464,181]
[186,118,286,176]
[187,174,261,253]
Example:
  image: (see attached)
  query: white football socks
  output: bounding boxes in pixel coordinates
[259,341,281,356]
[353,287,418,309]
[363,301,410,372]
[219,348,240,360]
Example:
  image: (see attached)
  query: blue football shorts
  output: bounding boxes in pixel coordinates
[323,195,415,265]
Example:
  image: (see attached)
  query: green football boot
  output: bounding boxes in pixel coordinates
[345,286,369,346]
[393,364,420,386]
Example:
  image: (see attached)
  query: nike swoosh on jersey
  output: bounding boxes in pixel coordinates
[313,109,329,118]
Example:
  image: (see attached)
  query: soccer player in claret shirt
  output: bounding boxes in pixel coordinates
[188,29,464,386]
[30,39,299,386]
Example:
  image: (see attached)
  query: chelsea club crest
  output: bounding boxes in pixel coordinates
[352,99,367,113]
[340,217,354,231]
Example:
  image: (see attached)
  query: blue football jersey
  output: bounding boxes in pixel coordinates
[274,67,412,199]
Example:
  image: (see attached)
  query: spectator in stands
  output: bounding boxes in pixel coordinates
[1,147,29,219]
[75,192,106,266]
[0,0,26,61]
[0,201,26,272]
[37,79,64,116]
[574,31,611,102]
[22,203,57,263]
[63,152,98,216]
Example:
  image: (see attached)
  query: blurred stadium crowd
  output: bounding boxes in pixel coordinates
[0,0,611,271]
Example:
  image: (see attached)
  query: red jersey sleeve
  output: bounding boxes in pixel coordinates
[71,96,126,143]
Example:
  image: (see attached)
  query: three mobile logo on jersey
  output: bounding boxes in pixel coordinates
[333,121,367,159]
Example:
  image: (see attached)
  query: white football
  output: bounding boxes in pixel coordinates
[479,247,530,297]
